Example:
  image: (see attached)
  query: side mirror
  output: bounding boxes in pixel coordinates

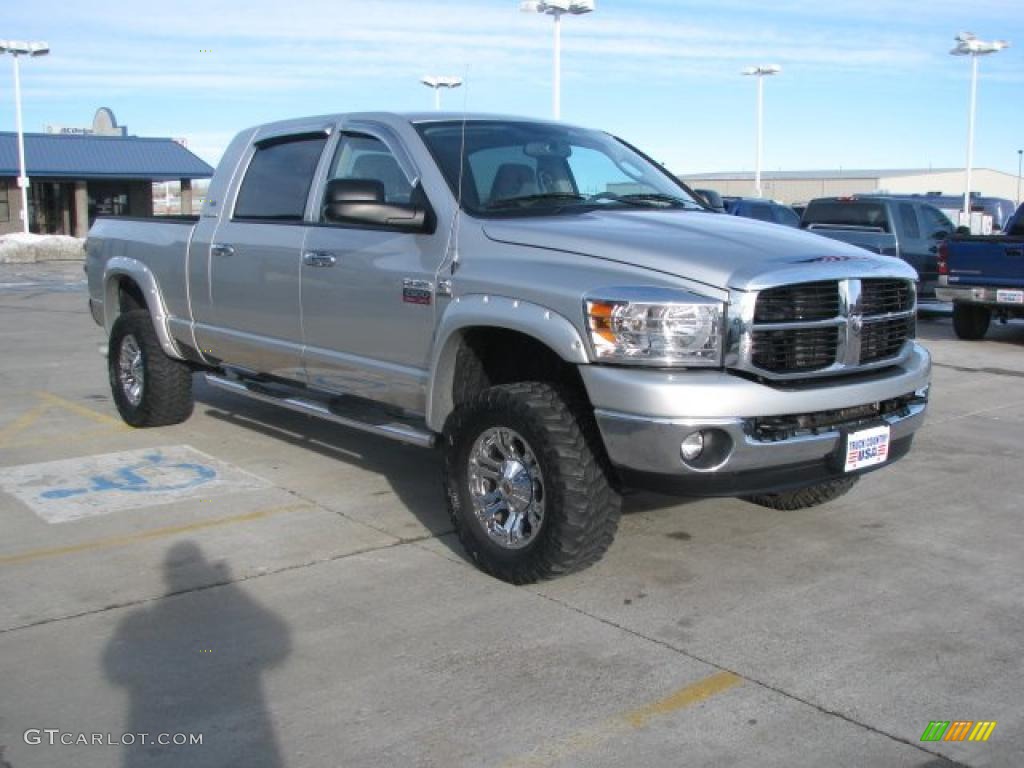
[323,179,427,232]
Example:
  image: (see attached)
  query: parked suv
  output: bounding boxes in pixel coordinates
[724,197,800,227]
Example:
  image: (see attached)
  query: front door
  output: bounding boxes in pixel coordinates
[300,130,444,414]
[194,132,327,378]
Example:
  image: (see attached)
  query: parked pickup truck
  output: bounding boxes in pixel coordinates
[801,196,956,297]
[936,203,1024,339]
[86,112,931,583]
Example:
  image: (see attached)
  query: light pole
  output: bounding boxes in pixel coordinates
[520,1,595,120]
[420,76,463,111]
[950,32,1009,222]
[742,64,781,198]
[0,40,50,233]
[1017,149,1022,206]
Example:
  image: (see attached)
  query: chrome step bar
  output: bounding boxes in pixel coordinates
[204,374,436,449]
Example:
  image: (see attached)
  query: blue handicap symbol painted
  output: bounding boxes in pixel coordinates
[41,452,217,500]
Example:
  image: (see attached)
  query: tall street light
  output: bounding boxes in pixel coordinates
[0,40,50,233]
[950,32,1009,222]
[420,76,463,111]
[520,0,595,120]
[742,64,781,198]
[1017,149,1022,206]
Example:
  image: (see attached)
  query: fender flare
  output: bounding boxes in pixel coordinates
[425,294,590,432]
[103,257,184,360]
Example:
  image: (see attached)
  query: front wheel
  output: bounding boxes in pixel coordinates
[952,303,991,340]
[109,310,194,427]
[443,382,621,584]
[744,476,859,511]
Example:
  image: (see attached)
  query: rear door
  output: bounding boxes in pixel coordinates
[195,130,328,378]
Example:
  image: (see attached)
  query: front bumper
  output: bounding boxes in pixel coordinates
[583,342,931,496]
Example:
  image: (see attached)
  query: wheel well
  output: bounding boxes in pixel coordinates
[116,278,147,314]
[453,328,589,408]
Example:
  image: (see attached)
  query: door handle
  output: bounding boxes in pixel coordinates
[210,243,235,257]
[303,251,337,268]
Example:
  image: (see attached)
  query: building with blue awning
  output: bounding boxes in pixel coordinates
[0,109,213,237]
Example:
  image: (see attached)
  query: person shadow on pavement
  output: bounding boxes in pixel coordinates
[102,541,291,768]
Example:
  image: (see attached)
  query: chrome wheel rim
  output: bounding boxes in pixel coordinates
[118,334,144,406]
[467,427,545,550]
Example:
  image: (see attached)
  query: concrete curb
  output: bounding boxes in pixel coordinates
[0,237,86,264]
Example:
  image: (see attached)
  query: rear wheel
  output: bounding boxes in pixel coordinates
[109,310,194,427]
[443,382,621,584]
[744,476,859,511]
[952,303,991,340]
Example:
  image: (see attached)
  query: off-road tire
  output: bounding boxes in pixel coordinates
[443,382,621,584]
[952,303,991,340]
[109,310,194,427]
[744,476,859,511]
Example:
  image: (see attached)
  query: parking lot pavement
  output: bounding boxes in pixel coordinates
[0,264,1021,767]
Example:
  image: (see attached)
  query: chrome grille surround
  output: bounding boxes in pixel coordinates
[726,278,916,380]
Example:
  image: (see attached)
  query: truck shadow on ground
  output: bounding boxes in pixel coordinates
[194,379,698,561]
[102,541,290,768]
[194,379,458,551]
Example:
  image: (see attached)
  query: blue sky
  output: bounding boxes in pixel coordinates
[3,0,1021,176]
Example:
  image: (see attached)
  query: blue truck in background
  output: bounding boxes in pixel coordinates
[936,203,1024,339]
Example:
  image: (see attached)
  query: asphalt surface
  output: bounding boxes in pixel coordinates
[0,261,1021,767]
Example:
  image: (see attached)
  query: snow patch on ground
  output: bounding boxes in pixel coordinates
[0,233,85,263]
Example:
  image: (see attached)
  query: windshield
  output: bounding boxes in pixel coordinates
[414,120,703,217]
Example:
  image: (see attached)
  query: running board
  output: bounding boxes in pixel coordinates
[204,374,436,449]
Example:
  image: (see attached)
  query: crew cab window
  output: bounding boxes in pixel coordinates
[234,134,327,220]
[898,203,921,239]
[328,134,414,205]
[920,204,953,237]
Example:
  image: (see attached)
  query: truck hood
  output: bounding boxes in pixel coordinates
[482,209,916,291]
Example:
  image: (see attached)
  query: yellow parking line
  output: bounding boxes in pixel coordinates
[34,391,127,428]
[502,670,743,767]
[0,503,311,566]
[0,404,47,446]
[0,425,126,451]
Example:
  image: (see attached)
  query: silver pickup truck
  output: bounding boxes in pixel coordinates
[86,112,931,583]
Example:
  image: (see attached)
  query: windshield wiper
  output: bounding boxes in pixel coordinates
[486,192,587,210]
[600,193,701,209]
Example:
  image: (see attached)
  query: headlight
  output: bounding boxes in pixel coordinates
[584,287,724,366]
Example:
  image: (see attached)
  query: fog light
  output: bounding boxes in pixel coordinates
[680,432,704,462]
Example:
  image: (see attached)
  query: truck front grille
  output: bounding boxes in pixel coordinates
[738,278,915,380]
[754,281,839,323]
[752,327,840,373]
[860,316,914,363]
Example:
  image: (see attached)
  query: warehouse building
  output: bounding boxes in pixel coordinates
[678,168,1021,206]
[0,112,213,237]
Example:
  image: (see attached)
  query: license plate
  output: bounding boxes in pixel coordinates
[844,425,891,472]
[996,289,1024,304]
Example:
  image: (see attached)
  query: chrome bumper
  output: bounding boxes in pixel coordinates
[935,285,1024,307]
[584,343,931,481]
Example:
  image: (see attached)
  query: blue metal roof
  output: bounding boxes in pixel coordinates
[0,132,214,180]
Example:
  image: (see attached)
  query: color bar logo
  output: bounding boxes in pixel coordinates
[921,721,996,742]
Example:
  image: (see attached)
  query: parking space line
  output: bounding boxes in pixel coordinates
[0,404,47,446]
[501,671,742,768]
[34,391,127,428]
[0,502,311,566]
